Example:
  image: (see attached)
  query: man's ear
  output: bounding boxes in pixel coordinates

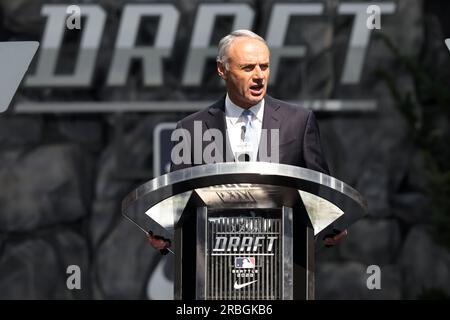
[217,61,227,80]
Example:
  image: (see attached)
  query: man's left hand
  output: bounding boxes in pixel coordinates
[323,229,348,247]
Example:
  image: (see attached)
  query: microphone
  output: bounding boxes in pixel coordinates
[237,153,250,162]
[241,125,246,141]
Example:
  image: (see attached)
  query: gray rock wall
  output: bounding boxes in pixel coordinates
[0,0,449,299]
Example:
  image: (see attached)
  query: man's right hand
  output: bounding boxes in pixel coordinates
[146,232,171,254]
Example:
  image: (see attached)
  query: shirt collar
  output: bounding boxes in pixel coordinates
[225,94,265,125]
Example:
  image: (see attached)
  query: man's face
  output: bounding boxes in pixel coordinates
[218,38,270,109]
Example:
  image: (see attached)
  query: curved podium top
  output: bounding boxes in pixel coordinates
[122,162,367,240]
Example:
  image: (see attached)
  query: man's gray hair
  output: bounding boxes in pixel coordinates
[216,30,267,68]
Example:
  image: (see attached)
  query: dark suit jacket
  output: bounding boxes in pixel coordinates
[170,94,330,175]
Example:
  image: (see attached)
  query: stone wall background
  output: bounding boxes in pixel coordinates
[0,0,449,299]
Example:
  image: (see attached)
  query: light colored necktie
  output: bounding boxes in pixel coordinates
[239,109,258,161]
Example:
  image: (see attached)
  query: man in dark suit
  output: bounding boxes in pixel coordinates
[149,29,344,251]
[169,94,329,173]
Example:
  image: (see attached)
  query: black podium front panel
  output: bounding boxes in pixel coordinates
[206,212,282,299]
[193,207,293,300]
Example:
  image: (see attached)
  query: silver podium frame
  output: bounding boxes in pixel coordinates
[122,162,367,300]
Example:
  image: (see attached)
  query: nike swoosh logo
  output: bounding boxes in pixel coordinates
[234,280,257,290]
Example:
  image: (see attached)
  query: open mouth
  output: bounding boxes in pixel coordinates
[249,84,264,95]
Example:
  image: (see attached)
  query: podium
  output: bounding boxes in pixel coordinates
[122,162,367,300]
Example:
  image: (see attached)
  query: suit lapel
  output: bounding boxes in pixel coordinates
[205,96,235,162]
[258,95,281,161]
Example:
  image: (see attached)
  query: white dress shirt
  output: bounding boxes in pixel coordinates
[225,94,265,160]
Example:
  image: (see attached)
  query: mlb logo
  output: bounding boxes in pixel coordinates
[235,257,255,269]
